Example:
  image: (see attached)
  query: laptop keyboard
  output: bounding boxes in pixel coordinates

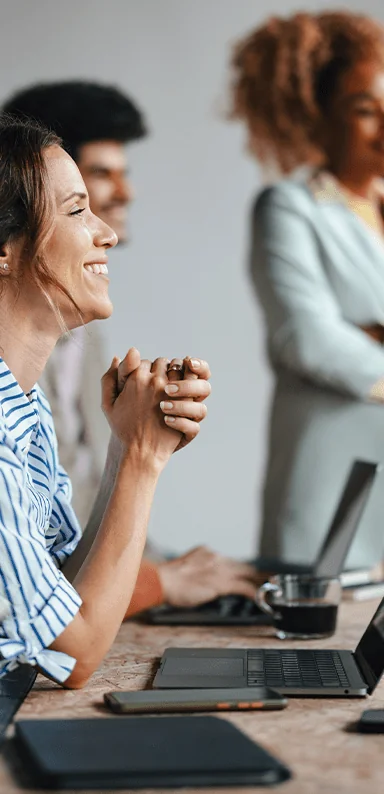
[197,596,264,618]
[148,595,271,625]
[247,650,350,689]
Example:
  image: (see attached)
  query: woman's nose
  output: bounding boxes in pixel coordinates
[94,217,118,250]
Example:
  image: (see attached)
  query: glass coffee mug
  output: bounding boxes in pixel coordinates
[256,574,341,639]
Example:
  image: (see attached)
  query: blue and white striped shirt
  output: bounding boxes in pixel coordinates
[0,356,82,683]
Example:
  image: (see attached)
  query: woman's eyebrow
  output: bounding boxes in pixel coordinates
[60,190,88,205]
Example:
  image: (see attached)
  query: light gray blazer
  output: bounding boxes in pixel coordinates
[251,173,384,570]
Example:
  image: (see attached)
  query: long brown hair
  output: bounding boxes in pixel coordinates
[230,11,384,173]
[0,114,82,326]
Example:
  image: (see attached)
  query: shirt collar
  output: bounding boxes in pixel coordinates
[0,356,40,452]
[307,170,384,206]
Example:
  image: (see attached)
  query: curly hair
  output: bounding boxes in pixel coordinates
[2,80,147,162]
[230,11,384,173]
[0,115,81,328]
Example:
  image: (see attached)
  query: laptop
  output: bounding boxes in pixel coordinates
[148,460,379,626]
[153,595,384,697]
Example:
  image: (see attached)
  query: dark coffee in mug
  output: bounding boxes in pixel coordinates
[257,574,341,639]
[274,603,338,637]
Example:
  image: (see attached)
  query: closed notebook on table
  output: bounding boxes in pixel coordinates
[14,715,291,788]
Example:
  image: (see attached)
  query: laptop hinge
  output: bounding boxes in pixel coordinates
[353,650,378,695]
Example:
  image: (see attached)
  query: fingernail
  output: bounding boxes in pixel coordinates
[160,401,173,410]
[164,415,176,423]
[165,384,179,395]
[190,358,200,368]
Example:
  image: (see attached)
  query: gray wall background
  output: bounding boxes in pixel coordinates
[1,0,383,557]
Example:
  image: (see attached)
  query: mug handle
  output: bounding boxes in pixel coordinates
[256,582,281,616]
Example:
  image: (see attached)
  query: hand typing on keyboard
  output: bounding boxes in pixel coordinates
[157,547,266,608]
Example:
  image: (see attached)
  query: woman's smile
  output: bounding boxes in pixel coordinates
[83,262,109,276]
[42,146,117,326]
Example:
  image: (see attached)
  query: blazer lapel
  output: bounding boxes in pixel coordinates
[307,172,384,307]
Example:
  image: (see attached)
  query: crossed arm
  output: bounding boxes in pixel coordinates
[252,187,384,401]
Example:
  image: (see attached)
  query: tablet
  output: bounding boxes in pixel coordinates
[14,715,291,788]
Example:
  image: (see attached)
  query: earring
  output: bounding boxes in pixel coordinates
[0,263,9,270]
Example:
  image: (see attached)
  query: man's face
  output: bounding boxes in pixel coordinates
[76,140,134,243]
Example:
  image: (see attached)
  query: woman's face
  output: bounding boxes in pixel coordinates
[41,145,118,327]
[323,59,384,179]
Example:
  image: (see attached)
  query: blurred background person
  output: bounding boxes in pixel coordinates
[2,80,260,614]
[230,10,384,572]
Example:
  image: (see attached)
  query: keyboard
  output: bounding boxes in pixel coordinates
[247,650,350,689]
[147,595,272,626]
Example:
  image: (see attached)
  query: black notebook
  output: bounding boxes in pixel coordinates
[14,715,291,788]
[0,665,36,747]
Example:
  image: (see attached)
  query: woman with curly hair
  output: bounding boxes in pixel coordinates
[230,11,384,572]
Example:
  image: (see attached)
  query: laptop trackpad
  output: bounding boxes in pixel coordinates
[162,658,245,676]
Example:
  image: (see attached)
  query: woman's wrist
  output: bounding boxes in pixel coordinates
[107,426,169,480]
[117,446,164,481]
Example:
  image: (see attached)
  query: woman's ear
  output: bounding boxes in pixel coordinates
[0,242,13,274]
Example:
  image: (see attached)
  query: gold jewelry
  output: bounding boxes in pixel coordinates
[167,363,184,374]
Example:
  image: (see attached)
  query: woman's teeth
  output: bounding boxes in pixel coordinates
[84,263,109,275]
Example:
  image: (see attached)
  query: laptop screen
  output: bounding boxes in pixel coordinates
[355,599,384,691]
[314,461,379,578]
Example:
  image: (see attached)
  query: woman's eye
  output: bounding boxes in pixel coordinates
[355,106,375,117]
[69,207,86,216]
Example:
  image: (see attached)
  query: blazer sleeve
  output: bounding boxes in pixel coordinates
[250,185,384,400]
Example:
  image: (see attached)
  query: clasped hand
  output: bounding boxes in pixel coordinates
[102,347,211,470]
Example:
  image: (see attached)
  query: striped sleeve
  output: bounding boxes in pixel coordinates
[49,464,82,567]
[35,386,82,567]
[0,429,82,683]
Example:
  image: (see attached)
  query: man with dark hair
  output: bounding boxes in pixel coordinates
[1,81,259,616]
[4,81,146,243]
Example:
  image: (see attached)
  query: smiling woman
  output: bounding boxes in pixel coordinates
[42,147,117,329]
[0,123,117,337]
[0,116,212,688]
